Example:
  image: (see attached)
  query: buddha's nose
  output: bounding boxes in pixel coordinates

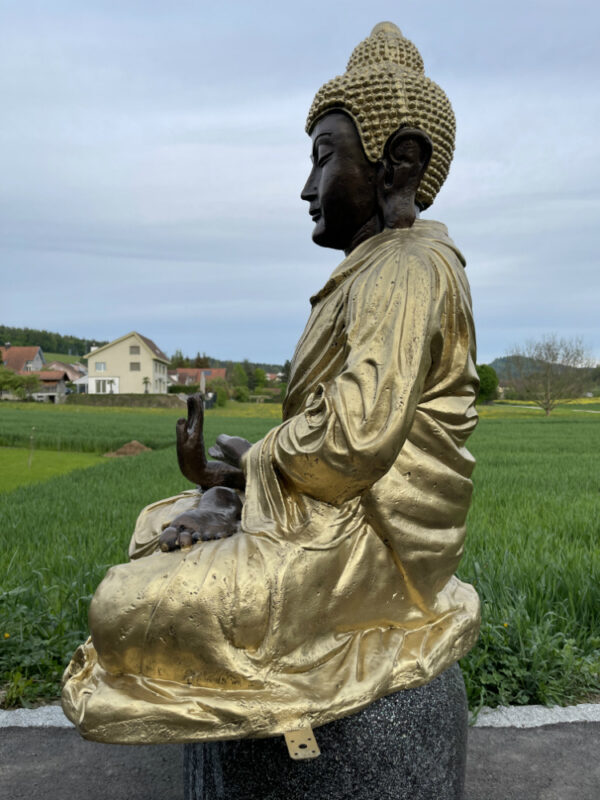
[301,170,317,201]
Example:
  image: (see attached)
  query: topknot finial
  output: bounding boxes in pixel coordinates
[347,21,425,74]
[370,21,402,36]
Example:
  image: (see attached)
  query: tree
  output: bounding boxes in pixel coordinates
[170,349,190,368]
[0,366,22,397]
[505,335,594,415]
[193,352,211,368]
[231,363,248,388]
[20,374,40,399]
[0,367,40,399]
[253,367,266,391]
[242,359,255,391]
[476,364,498,404]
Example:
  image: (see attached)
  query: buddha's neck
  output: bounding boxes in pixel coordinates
[344,204,421,256]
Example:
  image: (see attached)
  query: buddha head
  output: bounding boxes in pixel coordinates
[302,22,455,253]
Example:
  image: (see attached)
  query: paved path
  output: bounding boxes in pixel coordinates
[1,705,599,799]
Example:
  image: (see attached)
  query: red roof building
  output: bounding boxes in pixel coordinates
[170,368,227,386]
[0,345,45,373]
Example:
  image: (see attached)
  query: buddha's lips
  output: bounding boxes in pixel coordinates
[309,208,322,222]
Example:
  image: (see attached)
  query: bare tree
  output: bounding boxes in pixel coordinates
[505,334,594,415]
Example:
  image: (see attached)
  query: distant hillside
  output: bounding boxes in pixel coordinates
[491,355,598,385]
[489,356,537,382]
[43,352,88,365]
[0,325,106,358]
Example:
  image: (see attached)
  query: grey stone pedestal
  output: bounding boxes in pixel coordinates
[183,663,467,799]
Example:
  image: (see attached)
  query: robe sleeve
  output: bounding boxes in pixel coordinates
[271,247,444,506]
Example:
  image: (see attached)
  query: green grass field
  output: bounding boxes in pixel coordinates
[0,401,282,453]
[459,411,600,709]
[0,448,102,494]
[0,402,598,710]
[42,353,86,365]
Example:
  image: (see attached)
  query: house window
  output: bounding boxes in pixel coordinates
[129,345,140,354]
[130,362,141,371]
[95,379,107,393]
[95,362,106,372]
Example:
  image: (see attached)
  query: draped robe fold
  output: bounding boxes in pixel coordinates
[61,220,480,744]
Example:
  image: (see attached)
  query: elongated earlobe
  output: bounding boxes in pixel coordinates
[376,129,433,229]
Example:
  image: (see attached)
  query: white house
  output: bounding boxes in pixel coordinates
[86,332,170,395]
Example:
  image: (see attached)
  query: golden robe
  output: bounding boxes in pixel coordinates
[62,220,480,744]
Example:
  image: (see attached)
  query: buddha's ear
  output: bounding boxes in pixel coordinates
[376,128,432,228]
[380,128,432,189]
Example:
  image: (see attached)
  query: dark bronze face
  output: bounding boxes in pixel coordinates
[301,112,379,253]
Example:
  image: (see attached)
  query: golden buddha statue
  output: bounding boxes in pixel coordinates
[62,22,480,745]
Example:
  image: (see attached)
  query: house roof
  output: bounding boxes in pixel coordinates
[138,334,169,362]
[85,332,169,363]
[172,367,227,384]
[0,346,44,373]
[46,361,86,380]
[33,370,69,381]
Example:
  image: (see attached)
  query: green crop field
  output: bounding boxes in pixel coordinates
[0,402,598,711]
[42,353,86,365]
[460,409,600,709]
[0,448,102,494]
[0,402,183,453]
[0,401,283,454]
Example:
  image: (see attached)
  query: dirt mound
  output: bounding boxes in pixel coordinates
[104,440,152,457]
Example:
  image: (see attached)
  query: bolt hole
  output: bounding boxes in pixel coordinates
[299,743,307,749]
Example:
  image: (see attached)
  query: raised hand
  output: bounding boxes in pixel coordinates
[175,393,246,490]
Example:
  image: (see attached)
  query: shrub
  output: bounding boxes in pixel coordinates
[233,386,250,402]
[206,378,229,408]
[168,383,200,395]
[476,364,499,404]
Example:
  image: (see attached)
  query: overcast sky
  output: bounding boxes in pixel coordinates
[1,0,598,365]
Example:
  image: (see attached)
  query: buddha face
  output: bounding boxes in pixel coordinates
[301,112,378,252]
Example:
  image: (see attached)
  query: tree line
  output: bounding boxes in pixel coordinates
[0,325,106,357]
[169,349,285,377]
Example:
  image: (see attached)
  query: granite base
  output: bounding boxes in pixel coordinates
[183,662,467,799]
